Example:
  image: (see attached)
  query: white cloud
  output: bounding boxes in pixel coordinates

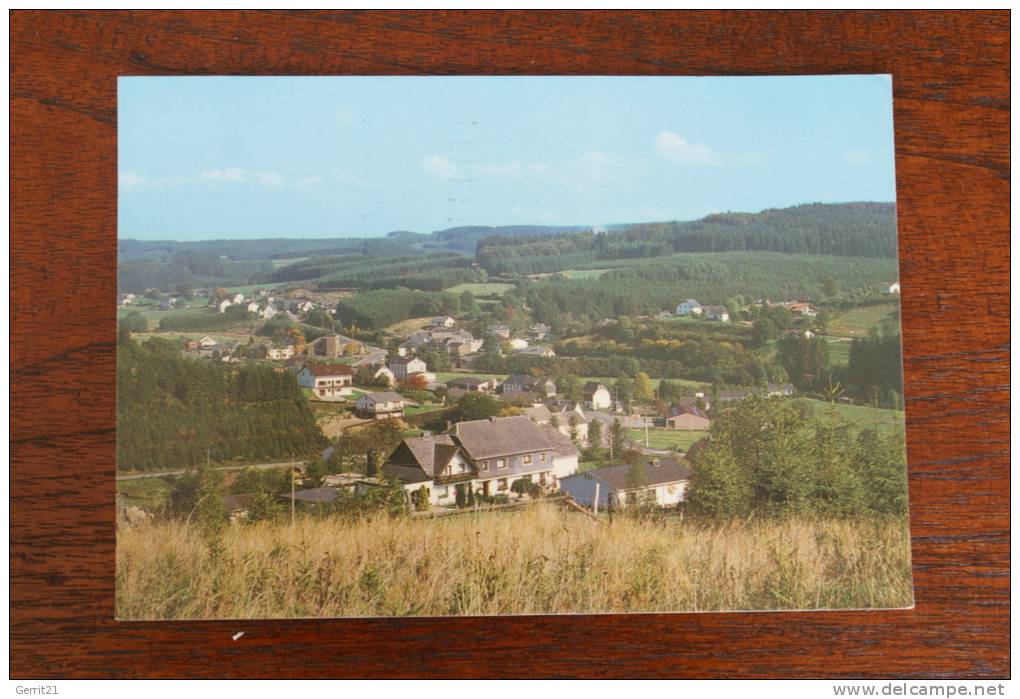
[120,167,293,192]
[200,167,247,183]
[655,131,724,165]
[474,160,550,180]
[296,175,325,188]
[119,171,146,191]
[580,151,609,165]
[255,171,286,188]
[199,167,286,188]
[843,149,872,165]
[421,155,460,180]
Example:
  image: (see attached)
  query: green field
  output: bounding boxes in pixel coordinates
[588,376,708,392]
[446,282,515,297]
[270,257,309,268]
[133,331,242,344]
[627,428,709,452]
[435,371,506,384]
[222,281,291,295]
[403,404,447,417]
[117,477,174,510]
[795,398,905,437]
[434,372,707,393]
[823,336,852,365]
[560,269,613,280]
[829,302,899,338]
[118,302,225,330]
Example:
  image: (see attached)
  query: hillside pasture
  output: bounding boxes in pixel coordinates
[823,336,852,365]
[795,398,905,437]
[829,301,899,338]
[446,282,515,297]
[119,303,235,332]
[383,317,435,336]
[560,268,613,280]
[627,428,708,452]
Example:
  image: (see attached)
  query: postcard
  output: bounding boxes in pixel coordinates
[116,76,911,619]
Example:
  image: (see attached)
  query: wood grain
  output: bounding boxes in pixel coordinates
[10,10,1009,678]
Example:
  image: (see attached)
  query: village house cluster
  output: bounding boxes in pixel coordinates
[123,285,830,521]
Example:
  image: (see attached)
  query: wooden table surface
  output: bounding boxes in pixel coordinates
[10,10,1010,678]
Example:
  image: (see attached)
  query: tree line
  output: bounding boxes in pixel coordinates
[686,393,908,518]
[269,251,477,291]
[477,202,897,275]
[525,252,898,329]
[117,335,326,471]
[118,252,273,295]
[334,288,466,329]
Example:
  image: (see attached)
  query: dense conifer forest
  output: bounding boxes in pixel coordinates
[269,251,477,290]
[477,203,896,274]
[525,251,898,324]
[334,288,466,328]
[117,335,326,471]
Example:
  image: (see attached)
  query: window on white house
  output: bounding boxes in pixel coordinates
[523,454,533,465]
[539,452,546,462]
[496,459,506,470]
[480,460,488,471]
[497,479,508,491]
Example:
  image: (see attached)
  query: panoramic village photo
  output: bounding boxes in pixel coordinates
[116,76,912,619]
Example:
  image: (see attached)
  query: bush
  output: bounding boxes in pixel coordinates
[684,395,907,520]
[510,478,540,498]
[120,311,149,333]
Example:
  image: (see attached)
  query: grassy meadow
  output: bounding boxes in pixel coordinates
[796,398,905,437]
[116,504,912,619]
[627,428,709,452]
[829,301,899,338]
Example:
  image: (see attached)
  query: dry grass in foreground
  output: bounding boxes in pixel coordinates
[116,505,913,619]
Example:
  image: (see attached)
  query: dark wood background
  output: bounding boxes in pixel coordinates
[10,10,1010,678]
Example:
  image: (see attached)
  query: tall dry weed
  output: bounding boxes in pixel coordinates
[116,505,912,619]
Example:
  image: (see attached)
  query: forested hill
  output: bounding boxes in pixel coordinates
[430,224,602,253]
[476,202,897,275]
[117,338,326,471]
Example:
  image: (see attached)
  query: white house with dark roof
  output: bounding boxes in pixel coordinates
[382,415,580,504]
[445,375,500,393]
[524,402,589,444]
[516,345,556,358]
[266,346,294,361]
[703,305,730,322]
[676,299,703,316]
[388,355,427,381]
[380,434,471,507]
[503,374,557,398]
[559,458,692,510]
[485,323,512,339]
[355,391,410,420]
[296,363,354,398]
[583,381,613,411]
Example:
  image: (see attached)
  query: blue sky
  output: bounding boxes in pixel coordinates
[119,75,895,240]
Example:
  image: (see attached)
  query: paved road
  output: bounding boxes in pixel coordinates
[117,460,301,481]
[351,349,386,367]
[586,411,653,429]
